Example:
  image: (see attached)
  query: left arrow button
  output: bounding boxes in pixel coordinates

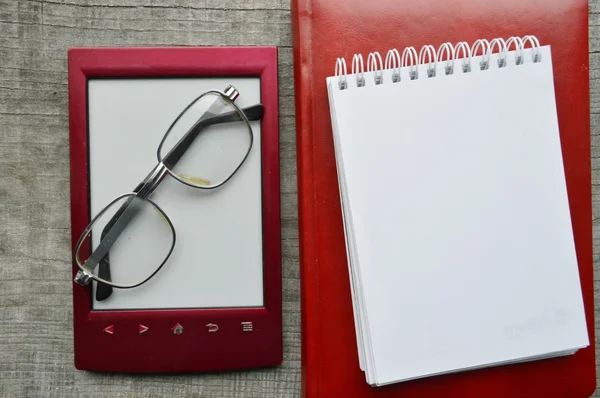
[103,325,114,335]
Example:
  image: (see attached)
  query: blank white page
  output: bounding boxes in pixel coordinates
[327,46,589,385]
[328,85,373,377]
[88,78,263,310]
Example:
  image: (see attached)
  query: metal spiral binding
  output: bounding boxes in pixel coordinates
[384,49,401,83]
[489,38,508,68]
[506,36,524,65]
[419,45,437,78]
[455,41,472,73]
[334,35,542,90]
[437,42,455,76]
[472,39,490,70]
[367,52,384,85]
[335,58,347,90]
[402,46,419,80]
[351,54,365,87]
[522,35,542,62]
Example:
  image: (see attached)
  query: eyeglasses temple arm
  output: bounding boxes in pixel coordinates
[161,104,263,169]
[95,204,127,301]
[94,195,141,301]
[83,195,142,301]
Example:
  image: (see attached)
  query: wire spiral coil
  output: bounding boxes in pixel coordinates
[334,35,542,90]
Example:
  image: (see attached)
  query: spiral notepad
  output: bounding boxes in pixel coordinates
[326,36,589,387]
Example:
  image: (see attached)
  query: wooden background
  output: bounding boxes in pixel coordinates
[0,0,597,397]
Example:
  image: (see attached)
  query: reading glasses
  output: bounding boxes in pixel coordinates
[73,85,262,301]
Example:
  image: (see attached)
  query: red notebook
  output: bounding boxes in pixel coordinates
[291,0,596,397]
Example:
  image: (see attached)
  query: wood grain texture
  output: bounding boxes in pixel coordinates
[589,1,600,397]
[0,0,597,397]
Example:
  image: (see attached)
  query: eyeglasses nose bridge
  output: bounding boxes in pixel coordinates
[136,163,169,200]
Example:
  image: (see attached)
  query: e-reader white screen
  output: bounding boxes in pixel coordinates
[87,77,263,310]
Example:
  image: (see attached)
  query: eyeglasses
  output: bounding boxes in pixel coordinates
[73,85,262,301]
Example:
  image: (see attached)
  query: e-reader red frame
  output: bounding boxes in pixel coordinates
[68,47,281,373]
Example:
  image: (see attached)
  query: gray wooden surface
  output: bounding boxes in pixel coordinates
[0,0,598,397]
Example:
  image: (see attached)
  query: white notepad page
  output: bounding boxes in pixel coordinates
[327,86,372,376]
[326,45,589,386]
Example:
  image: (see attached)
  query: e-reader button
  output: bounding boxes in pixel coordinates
[241,321,253,332]
[103,325,114,335]
[171,323,184,335]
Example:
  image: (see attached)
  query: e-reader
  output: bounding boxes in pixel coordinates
[68,47,281,372]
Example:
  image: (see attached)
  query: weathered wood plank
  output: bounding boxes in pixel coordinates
[590,3,600,395]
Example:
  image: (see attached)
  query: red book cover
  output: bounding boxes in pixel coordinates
[291,0,596,397]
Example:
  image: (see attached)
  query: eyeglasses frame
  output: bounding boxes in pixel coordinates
[72,86,263,298]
